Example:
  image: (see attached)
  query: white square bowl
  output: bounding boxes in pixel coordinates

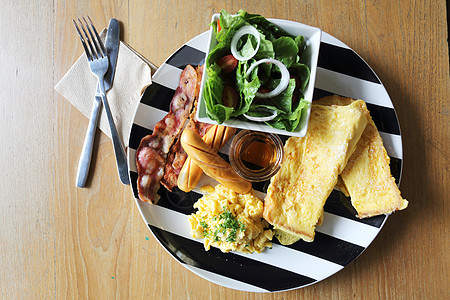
[196,13,322,137]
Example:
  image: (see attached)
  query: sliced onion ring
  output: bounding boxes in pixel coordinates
[230,25,261,61]
[243,108,278,122]
[246,58,290,98]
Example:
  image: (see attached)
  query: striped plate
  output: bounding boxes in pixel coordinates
[127,26,403,292]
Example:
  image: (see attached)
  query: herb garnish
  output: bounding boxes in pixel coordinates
[202,206,246,243]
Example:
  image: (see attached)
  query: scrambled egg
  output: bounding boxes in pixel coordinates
[189,184,273,254]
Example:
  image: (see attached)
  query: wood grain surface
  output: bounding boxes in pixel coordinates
[0,0,448,299]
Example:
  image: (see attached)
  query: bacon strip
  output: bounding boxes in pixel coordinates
[136,65,198,203]
[161,66,213,191]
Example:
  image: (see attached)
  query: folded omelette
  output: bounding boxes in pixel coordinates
[315,95,408,218]
[263,100,368,242]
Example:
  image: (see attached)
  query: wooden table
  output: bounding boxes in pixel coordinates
[1,1,448,298]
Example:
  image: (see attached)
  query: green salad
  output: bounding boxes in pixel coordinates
[203,9,311,132]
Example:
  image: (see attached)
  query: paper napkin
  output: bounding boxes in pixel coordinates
[55,29,157,147]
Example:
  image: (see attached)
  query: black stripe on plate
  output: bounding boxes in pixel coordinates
[140,82,175,112]
[166,45,206,70]
[312,88,400,135]
[157,188,201,215]
[390,157,402,184]
[149,225,316,291]
[367,103,400,135]
[324,190,387,228]
[278,231,365,266]
[252,180,270,193]
[128,123,153,150]
[318,42,380,84]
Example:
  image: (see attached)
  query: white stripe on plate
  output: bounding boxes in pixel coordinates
[128,148,137,172]
[316,212,382,248]
[133,103,167,132]
[321,32,350,49]
[315,67,394,109]
[151,63,182,90]
[380,132,403,159]
[185,31,210,53]
[138,201,193,237]
[137,202,342,280]
[239,243,343,282]
[185,265,270,293]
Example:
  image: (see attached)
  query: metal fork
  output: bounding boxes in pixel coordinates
[73,17,130,185]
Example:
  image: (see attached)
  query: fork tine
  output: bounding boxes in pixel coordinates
[73,19,93,61]
[82,17,104,59]
[77,18,98,60]
[87,16,106,57]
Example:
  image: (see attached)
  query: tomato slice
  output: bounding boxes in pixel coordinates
[222,85,239,109]
[217,55,238,73]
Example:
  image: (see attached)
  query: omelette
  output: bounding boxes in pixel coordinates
[315,95,408,218]
[263,100,368,242]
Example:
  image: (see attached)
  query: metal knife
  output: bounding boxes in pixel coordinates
[76,18,124,187]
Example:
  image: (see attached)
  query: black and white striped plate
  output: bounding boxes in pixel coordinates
[127,27,403,292]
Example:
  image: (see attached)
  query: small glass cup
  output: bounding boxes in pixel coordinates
[229,130,284,182]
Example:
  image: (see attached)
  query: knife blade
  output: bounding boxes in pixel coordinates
[76,18,122,187]
[99,18,119,93]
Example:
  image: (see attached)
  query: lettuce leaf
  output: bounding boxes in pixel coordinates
[273,37,299,68]
[234,60,261,116]
[253,78,296,114]
[216,10,246,44]
[239,9,294,40]
[295,35,306,57]
[265,100,307,132]
[254,79,308,132]
[290,62,311,91]
[203,64,234,123]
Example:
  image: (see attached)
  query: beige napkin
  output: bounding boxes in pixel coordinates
[55,30,157,147]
